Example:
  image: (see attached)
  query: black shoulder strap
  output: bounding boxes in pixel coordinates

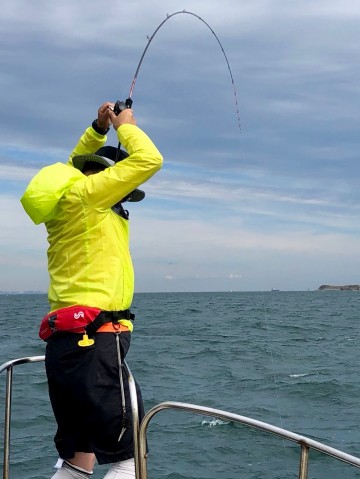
[112,202,129,219]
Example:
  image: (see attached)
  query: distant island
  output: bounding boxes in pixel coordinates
[318,284,360,291]
[0,290,46,294]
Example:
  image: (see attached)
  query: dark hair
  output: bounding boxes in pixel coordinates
[83,161,106,173]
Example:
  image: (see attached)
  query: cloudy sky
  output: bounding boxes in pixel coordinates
[1,1,359,293]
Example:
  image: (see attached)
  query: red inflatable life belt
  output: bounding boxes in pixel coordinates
[39,305,101,340]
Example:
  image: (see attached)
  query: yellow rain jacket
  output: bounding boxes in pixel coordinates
[21,124,163,313]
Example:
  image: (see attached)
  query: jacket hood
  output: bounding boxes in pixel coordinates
[21,163,83,224]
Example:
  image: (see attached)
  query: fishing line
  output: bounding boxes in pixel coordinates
[261,293,285,439]
[114,9,241,132]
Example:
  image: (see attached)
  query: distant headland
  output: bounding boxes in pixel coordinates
[318,284,360,291]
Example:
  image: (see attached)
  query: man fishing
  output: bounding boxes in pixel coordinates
[21,101,163,478]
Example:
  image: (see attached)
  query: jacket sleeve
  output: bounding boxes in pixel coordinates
[67,127,107,167]
[79,124,163,209]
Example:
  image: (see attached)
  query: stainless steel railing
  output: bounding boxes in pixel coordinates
[137,402,360,479]
[0,356,140,479]
[2,356,360,479]
[0,356,45,479]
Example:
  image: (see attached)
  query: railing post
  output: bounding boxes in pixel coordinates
[138,416,148,479]
[3,367,13,479]
[298,443,309,479]
[124,362,140,479]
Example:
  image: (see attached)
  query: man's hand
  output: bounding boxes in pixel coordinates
[109,108,137,130]
[97,102,114,130]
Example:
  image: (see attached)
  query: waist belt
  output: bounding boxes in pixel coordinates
[85,310,134,335]
[39,306,135,341]
[96,322,130,333]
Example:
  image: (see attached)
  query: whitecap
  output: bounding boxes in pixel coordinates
[201,418,230,427]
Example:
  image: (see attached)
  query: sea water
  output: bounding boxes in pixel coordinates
[1,291,360,479]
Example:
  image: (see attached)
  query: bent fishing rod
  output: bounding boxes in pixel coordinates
[112,10,241,160]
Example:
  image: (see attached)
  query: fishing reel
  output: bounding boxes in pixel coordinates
[114,98,133,116]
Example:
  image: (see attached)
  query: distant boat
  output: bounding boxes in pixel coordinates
[271,288,280,292]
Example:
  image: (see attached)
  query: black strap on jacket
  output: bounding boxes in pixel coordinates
[112,202,129,220]
[85,310,135,336]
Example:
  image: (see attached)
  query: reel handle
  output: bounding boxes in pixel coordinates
[114,98,133,116]
[113,98,133,162]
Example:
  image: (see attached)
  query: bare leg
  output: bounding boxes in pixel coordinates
[67,452,96,472]
[51,453,95,478]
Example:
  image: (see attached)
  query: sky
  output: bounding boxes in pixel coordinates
[1,1,360,293]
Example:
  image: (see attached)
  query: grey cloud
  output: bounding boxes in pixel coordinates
[1,1,360,292]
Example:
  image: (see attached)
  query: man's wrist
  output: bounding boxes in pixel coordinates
[92,119,110,135]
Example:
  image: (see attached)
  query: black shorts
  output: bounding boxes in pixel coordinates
[45,331,145,465]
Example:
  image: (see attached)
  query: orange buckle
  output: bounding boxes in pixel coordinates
[96,322,130,333]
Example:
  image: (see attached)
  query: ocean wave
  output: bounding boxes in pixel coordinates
[201,418,230,427]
